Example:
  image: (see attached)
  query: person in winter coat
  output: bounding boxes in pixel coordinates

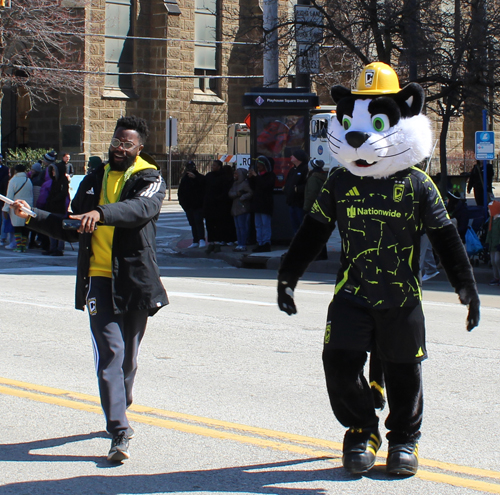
[2,164,33,252]
[220,165,237,245]
[36,161,55,252]
[283,149,309,234]
[36,151,58,209]
[177,160,206,248]
[467,161,494,207]
[27,162,45,249]
[304,159,329,260]
[0,154,9,244]
[229,167,253,252]
[43,160,70,256]
[486,200,500,285]
[29,162,45,206]
[0,157,10,245]
[203,159,233,253]
[248,155,276,252]
[11,116,168,463]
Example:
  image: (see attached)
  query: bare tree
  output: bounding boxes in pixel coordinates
[0,0,85,149]
[231,0,500,188]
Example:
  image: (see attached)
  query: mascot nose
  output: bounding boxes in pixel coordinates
[346,131,370,149]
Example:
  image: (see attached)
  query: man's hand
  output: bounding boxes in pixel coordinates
[69,210,101,234]
[277,280,297,315]
[458,285,480,331]
[11,200,30,219]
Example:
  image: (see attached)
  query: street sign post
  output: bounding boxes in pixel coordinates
[166,117,178,201]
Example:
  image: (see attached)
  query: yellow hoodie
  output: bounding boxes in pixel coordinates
[89,156,157,278]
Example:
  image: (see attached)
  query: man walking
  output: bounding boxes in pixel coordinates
[11,116,168,462]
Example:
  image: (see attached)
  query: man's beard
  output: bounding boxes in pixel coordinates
[108,150,136,171]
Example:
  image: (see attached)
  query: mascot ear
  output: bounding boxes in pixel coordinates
[331,85,351,104]
[394,82,425,117]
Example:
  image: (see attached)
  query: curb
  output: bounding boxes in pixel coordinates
[173,240,494,285]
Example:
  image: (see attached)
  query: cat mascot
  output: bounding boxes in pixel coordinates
[277,62,480,476]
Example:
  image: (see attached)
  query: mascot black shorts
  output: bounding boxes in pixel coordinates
[324,296,427,363]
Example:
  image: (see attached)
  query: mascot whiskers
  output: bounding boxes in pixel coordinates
[277,62,480,476]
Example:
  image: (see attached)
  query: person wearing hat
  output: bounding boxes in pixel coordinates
[284,149,309,234]
[42,150,57,167]
[178,160,206,248]
[86,156,103,175]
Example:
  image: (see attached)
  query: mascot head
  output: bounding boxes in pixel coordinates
[328,62,433,178]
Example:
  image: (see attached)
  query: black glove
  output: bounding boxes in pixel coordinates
[277,280,297,315]
[458,285,480,331]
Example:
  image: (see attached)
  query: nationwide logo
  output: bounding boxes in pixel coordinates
[346,186,360,197]
[346,206,402,219]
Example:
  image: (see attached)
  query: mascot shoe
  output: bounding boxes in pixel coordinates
[342,427,381,474]
[386,442,419,476]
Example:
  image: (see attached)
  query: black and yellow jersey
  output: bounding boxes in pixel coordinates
[310,166,451,308]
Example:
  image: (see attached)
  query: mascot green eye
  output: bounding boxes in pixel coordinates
[342,116,352,130]
[372,114,390,132]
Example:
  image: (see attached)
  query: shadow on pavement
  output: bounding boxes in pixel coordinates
[0,455,406,494]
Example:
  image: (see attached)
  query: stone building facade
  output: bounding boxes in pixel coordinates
[2,0,264,170]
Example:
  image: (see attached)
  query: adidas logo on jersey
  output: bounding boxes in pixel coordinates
[346,187,360,197]
[86,187,95,195]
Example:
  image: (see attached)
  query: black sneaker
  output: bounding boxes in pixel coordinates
[342,428,381,474]
[386,442,419,476]
[107,431,130,462]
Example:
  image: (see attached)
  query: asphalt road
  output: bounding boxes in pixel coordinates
[0,203,499,495]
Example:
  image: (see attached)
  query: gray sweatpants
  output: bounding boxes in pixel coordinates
[87,277,148,435]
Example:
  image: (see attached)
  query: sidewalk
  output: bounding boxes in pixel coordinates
[168,185,497,285]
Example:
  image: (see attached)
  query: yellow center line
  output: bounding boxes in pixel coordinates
[1,376,500,493]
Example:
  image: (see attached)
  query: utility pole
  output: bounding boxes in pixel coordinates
[262,0,279,88]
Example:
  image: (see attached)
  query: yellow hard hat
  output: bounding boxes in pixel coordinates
[352,62,401,95]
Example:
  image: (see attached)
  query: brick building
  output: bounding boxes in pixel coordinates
[1,0,263,172]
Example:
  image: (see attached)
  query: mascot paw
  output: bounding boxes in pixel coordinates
[458,285,480,331]
[466,297,480,331]
[277,280,297,315]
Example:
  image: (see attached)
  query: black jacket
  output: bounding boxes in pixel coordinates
[45,162,69,215]
[283,162,308,207]
[203,168,232,217]
[178,170,205,210]
[248,171,276,215]
[28,164,169,316]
